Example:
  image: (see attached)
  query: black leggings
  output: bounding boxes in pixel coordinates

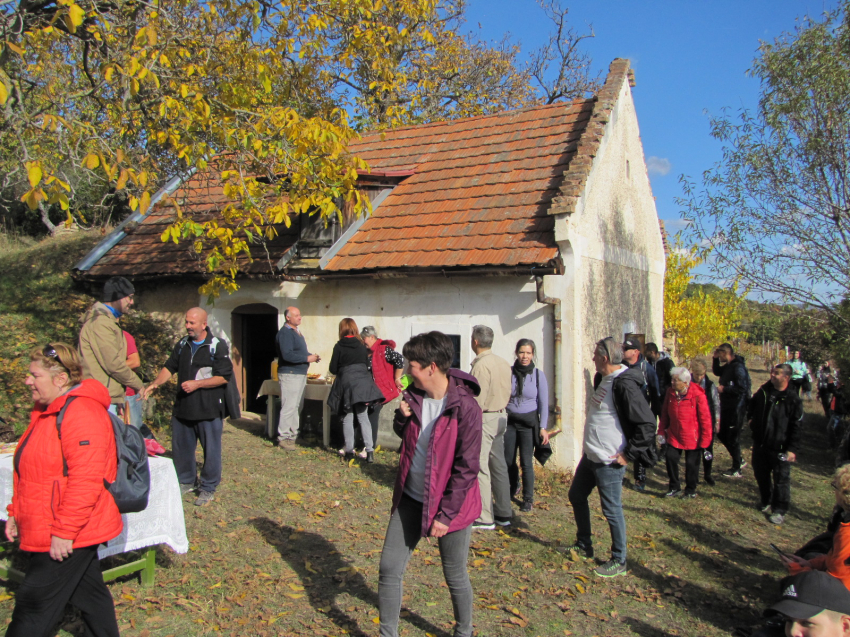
[504,411,537,503]
[6,544,119,637]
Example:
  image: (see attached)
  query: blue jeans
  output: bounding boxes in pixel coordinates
[171,416,223,493]
[568,454,627,563]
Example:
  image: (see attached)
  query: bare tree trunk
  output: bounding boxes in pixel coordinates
[37,201,56,235]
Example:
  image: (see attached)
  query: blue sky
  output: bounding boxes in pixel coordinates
[464,0,839,253]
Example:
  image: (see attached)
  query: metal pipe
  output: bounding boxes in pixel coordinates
[536,276,562,432]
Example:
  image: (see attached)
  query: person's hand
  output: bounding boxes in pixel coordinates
[781,553,810,569]
[395,377,405,391]
[5,516,17,542]
[610,452,628,466]
[786,451,797,463]
[142,384,157,400]
[181,380,201,394]
[308,354,320,363]
[49,536,74,562]
[540,428,550,445]
[714,422,720,434]
[429,520,449,538]
[399,400,412,418]
[717,385,725,394]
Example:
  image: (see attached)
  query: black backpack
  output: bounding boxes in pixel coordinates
[56,397,151,514]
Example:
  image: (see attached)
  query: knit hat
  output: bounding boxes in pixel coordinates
[102,276,135,303]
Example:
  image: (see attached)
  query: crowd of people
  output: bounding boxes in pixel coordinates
[6,274,850,636]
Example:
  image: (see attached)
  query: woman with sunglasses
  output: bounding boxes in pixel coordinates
[5,343,121,637]
[781,464,850,590]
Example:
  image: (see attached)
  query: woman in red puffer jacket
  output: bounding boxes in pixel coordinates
[658,366,712,499]
[5,343,121,637]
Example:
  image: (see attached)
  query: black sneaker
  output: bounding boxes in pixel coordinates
[594,559,627,578]
[520,501,533,513]
[722,469,743,478]
[664,489,682,498]
[560,543,594,559]
[704,475,716,486]
[632,480,646,493]
[681,492,697,499]
[494,516,512,528]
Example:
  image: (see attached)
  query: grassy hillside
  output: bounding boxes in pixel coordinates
[0,231,177,433]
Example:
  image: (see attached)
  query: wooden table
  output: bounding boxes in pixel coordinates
[258,378,332,447]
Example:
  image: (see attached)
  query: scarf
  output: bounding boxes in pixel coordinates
[512,361,535,397]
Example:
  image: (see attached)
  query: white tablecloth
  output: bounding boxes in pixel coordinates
[0,455,188,558]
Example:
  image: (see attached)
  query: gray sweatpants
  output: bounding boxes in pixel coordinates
[378,494,473,637]
[342,403,374,452]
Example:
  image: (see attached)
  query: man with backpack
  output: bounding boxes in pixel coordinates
[143,307,234,506]
[621,338,660,493]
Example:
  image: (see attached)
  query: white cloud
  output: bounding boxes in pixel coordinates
[664,218,691,231]
[646,156,672,176]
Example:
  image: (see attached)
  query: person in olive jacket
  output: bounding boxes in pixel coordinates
[748,363,803,525]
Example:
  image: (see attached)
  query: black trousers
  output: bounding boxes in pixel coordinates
[6,544,119,637]
[702,433,714,478]
[752,447,792,514]
[665,445,701,494]
[504,412,536,503]
[717,404,745,471]
[367,402,384,448]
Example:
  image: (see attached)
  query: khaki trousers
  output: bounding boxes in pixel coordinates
[476,412,512,524]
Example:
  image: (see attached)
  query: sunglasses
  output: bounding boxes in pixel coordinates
[43,344,68,371]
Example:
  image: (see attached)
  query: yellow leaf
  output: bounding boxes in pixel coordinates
[121,593,135,601]
[0,594,11,602]
[288,583,304,591]
[82,154,99,170]
[5,41,24,55]
[576,583,586,594]
[68,4,85,28]
[25,162,42,188]
[285,594,304,599]
[208,581,222,589]
[139,191,151,215]
[0,82,6,106]
[180,84,188,98]
[104,67,114,82]
[286,492,302,501]
[372,617,380,624]
[116,169,129,190]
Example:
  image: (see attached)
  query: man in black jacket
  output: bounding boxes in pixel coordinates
[748,363,803,525]
[645,342,674,400]
[621,338,660,493]
[567,337,656,578]
[712,343,751,478]
[144,307,234,506]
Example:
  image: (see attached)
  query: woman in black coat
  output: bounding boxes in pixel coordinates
[327,318,384,462]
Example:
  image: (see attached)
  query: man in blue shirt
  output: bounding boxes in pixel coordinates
[275,307,320,450]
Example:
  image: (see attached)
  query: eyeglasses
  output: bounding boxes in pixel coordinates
[43,344,68,371]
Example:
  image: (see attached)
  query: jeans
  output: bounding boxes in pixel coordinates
[343,403,374,453]
[717,404,745,471]
[171,416,223,493]
[505,411,536,503]
[6,545,119,637]
[476,412,512,525]
[126,393,143,428]
[752,447,792,514]
[665,445,701,494]
[568,454,628,563]
[368,402,384,448]
[378,494,473,637]
[277,373,307,442]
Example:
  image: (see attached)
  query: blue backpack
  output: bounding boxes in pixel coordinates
[56,397,151,514]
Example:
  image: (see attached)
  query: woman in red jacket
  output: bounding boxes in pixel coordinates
[658,366,712,499]
[5,343,122,637]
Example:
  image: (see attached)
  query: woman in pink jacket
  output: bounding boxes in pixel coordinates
[378,331,482,637]
[658,366,712,499]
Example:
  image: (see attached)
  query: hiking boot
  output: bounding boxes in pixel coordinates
[366,451,375,464]
[472,522,495,531]
[520,501,533,513]
[664,489,682,498]
[704,475,716,486]
[594,559,627,578]
[194,491,214,507]
[180,483,196,496]
[560,543,594,559]
[278,439,297,451]
[632,480,646,493]
[769,513,785,525]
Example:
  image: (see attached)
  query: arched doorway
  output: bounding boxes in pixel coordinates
[231,303,279,414]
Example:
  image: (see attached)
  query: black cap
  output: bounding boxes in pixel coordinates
[765,571,850,619]
[102,276,135,303]
[623,337,642,352]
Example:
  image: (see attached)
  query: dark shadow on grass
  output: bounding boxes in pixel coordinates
[621,616,677,637]
[226,416,268,439]
[249,517,451,637]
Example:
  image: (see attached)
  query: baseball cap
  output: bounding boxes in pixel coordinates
[765,571,850,619]
[622,337,642,352]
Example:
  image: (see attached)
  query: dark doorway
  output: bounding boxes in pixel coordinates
[232,304,279,414]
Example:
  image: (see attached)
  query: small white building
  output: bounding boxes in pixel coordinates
[75,59,665,471]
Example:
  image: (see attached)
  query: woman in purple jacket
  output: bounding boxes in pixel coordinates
[378,331,482,637]
[505,339,549,512]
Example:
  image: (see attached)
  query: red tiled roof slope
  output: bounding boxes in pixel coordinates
[86,171,297,278]
[324,99,596,272]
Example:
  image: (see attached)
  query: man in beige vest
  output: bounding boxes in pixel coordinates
[470,325,513,530]
[78,276,144,414]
